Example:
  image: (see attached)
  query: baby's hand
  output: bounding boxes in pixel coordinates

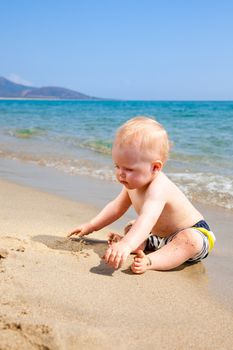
[107,232,123,245]
[67,223,93,238]
[131,250,152,274]
[103,241,131,269]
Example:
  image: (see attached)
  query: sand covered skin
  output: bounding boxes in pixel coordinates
[1,179,233,350]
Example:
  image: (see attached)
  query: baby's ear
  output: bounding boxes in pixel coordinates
[151,160,163,173]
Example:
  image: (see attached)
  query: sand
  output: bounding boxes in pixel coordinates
[1,178,233,350]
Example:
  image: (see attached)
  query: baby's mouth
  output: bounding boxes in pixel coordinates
[120,179,128,184]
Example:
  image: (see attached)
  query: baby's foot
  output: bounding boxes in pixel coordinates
[131,250,152,274]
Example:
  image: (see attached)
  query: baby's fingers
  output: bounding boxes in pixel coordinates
[67,232,74,238]
[67,229,81,238]
[107,232,115,244]
[113,253,125,269]
[103,248,123,269]
[103,246,112,262]
[107,232,123,245]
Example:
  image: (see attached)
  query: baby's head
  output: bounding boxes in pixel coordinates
[113,116,170,165]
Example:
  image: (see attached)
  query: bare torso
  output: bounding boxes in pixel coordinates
[127,172,203,238]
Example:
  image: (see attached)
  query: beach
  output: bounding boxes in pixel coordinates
[1,100,233,349]
[1,0,233,346]
[1,171,233,350]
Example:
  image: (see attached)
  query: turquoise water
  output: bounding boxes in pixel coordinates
[0,100,233,209]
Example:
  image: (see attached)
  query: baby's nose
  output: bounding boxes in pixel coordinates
[118,169,126,178]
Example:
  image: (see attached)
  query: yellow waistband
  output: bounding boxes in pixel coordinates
[194,227,216,252]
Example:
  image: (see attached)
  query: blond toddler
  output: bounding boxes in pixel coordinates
[68,116,216,273]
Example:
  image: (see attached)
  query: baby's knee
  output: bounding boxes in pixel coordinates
[173,229,203,254]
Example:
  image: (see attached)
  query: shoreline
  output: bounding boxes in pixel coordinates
[1,176,233,349]
[0,157,232,214]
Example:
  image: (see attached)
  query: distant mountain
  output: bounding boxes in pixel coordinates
[0,77,100,100]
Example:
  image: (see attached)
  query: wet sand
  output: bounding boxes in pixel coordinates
[1,178,233,349]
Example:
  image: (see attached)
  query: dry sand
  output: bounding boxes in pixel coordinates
[0,178,233,350]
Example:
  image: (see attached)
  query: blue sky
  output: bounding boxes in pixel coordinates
[1,0,233,100]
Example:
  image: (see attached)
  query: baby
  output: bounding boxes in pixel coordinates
[68,116,216,273]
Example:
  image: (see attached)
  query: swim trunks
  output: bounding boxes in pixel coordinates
[145,220,216,263]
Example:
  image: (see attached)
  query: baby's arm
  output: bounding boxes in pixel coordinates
[104,184,166,268]
[68,188,131,238]
[122,197,165,251]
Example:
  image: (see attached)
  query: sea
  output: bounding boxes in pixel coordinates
[0,100,233,210]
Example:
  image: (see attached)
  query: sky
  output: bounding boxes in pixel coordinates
[1,0,233,100]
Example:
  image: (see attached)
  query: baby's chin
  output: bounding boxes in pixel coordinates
[121,182,137,190]
[119,181,132,189]
[124,181,152,191]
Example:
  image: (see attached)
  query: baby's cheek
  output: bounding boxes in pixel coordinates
[136,175,144,184]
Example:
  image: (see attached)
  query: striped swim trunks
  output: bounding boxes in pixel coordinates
[145,220,216,263]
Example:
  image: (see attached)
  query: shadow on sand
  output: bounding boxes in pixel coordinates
[32,235,115,276]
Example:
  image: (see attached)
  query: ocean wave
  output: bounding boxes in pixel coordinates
[169,172,233,210]
[49,135,113,155]
[6,127,47,139]
[0,149,115,181]
[81,139,112,155]
[0,149,232,210]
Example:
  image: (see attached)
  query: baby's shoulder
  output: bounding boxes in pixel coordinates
[148,172,176,198]
[151,171,171,187]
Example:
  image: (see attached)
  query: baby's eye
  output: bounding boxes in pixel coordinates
[125,168,133,172]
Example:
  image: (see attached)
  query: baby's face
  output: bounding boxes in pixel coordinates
[112,144,155,190]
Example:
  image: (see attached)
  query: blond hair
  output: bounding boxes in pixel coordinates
[114,116,170,163]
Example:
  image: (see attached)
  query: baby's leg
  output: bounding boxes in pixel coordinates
[131,228,204,273]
